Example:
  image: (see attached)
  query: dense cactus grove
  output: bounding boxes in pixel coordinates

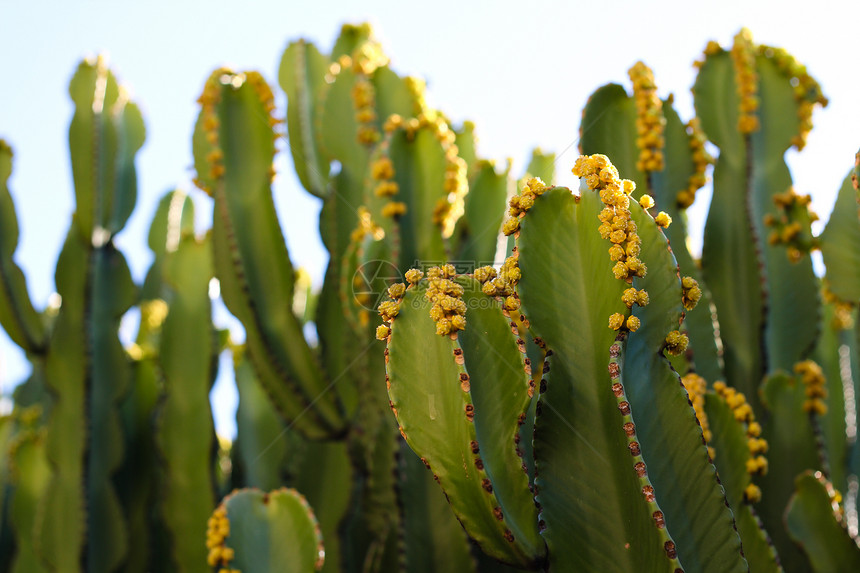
[0,22,859,573]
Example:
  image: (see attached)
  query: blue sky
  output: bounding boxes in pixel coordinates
[1,0,858,437]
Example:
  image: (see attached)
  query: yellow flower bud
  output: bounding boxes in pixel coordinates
[654,211,672,228]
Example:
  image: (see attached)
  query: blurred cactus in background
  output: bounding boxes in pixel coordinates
[0,22,858,573]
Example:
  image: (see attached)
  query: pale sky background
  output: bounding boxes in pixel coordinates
[1,0,858,437]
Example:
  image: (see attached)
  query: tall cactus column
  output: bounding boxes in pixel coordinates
[194,68,347,441]
[36,57,144,572]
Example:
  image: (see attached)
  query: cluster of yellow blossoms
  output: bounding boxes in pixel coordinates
[475,255,522,312]
[680,374,715,460]
[572,155,689,351]
[761,45,828,150]
[424,265,467,336]
[681,276,703,311]
[376,265,469,339]
[713,381,768,503]
[677,118,713,209]
[664,330,689,356]
[344,39,389,147]
[432,132,468,238]
[368,152,406,219]
[195,69,230,193]
[349,206,384,245]
[696,31,826,150]
[377,110,467,235]
[376,280,407,340]
[206,506,238,572]
[351,76,380,146]
[823,286,855,331]
[405,76,430,117]
[194,70,279,195]
[764,188,818,263]
[731,29,760,134]
[795,359,828,416]
[502,177,550,237]
[572,154,650,334]
[628,62,665,173]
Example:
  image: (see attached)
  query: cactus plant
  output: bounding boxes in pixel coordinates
[379,28,860,573]
[1,19,859,573]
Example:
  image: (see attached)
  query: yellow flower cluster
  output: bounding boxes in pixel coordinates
[677,118,713,209]
[639,195,654,210]
[350,206,384,244]
[128,299,169,360]
[692,40,723,69]
[351,77,380,146]
[194,69,230,194]
[795,360,827,416]
[731,29,760,134]
[424,265,467,336]
[375,282,408,340]
[832,302,855,331]
[608,312,640,332]
[812,471,845,523]
[368,148,406,219]
[628,61,665,173]
[681,276,703,311]
[573,154,650,333]
[621,287,649,308]
[371,118,470,227]
[345,38,388,145]
[761,45,828,150]
[681,374,715,460]
[405,76,430,117]
[713,380,768,503]
[473,266,497,284]
[765,187,818,263]
[432,144,469,238]
[246,72,279,132]
[476,256,522,312]
[664,330,689,356]
[509,177,548,217]
[377,299,401,323]
[206,506,238,571]
[822,286,855,330]
[194,70,279,195]
[502,177,550,236]
[383,111,465,237]
[351,38,389,76]
[375,280,410,340]
[370,156,395,183]
[405,268,424,285]
[381,201,407,219]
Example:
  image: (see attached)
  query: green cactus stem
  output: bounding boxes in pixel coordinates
[820,166,860,303]
[579,64,722,384]
[694,31,826,408]
[278,39,332,199]
[383,271,545,568]
[786,472,860,570]
[67,56,145,241]
[0,141,47,354]
[156,220,218,571]
[38,224,136,573]
[194,67,347,440]
[208,488,325,572]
